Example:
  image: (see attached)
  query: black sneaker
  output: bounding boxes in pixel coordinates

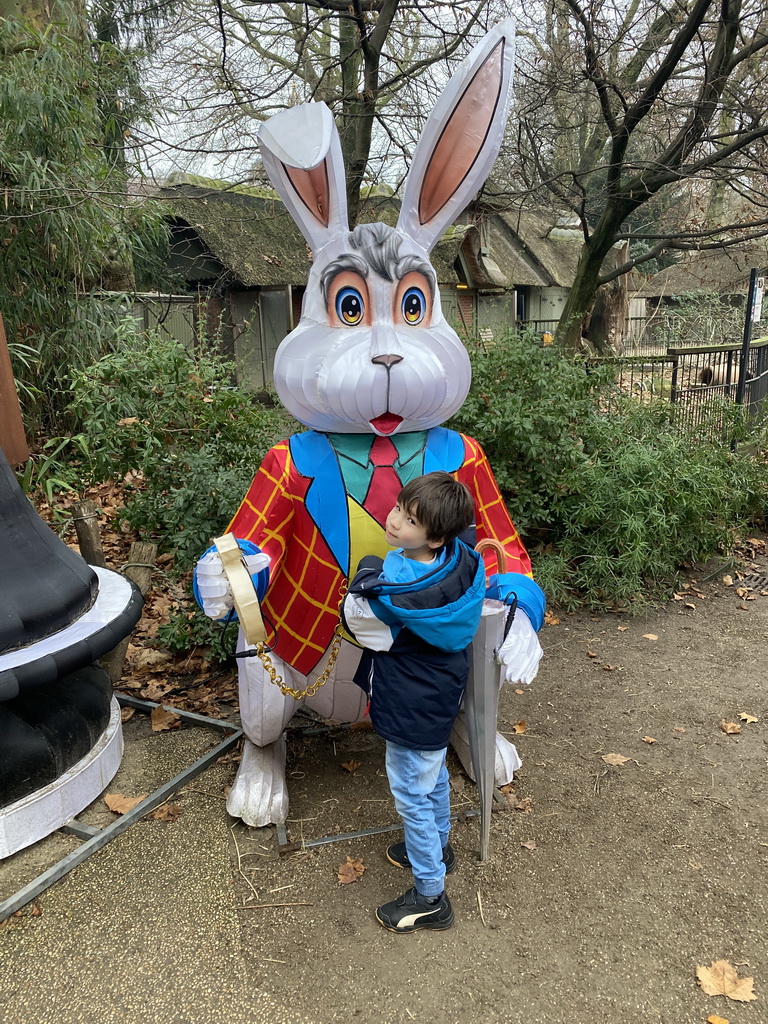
[375,887,454,932]
[386,841,456,874]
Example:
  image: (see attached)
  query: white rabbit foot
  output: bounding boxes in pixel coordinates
[226,736,289,827]
[450,714,522,787]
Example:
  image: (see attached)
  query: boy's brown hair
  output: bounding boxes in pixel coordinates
[397,472,475,545]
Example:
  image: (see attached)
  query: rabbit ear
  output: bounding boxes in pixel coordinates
[397,21,515,253]
[258,103,349,252]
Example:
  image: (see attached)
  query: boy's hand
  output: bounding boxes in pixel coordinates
[498,610,542,685]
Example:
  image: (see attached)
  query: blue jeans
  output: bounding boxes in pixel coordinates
[385,742,450,898]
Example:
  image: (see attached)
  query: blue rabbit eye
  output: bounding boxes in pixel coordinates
[402,287,425,325]
[336,287,364,325]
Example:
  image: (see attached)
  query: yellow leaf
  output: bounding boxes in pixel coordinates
[148,803,183,822]
[544,610,559,625]
[511,720,527,734]
[696,959,757,1001]
[151,706,181,732]
[739,713,758,724]
[642,736,657,744]
[720,720,741,735]
[602,753,630,766]
[707,1016,730,1024]
[104,793,148,814]
[337,856,365,884]
[642,633,658,641]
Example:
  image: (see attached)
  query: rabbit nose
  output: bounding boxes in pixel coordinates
[372,354,403,368]
[370,326,403,367]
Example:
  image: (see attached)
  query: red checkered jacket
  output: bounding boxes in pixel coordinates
[227,428,532,676]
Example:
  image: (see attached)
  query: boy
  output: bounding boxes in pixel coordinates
[341,472,486,932]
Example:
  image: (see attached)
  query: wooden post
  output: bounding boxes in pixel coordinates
[71,499,107,568]
[0,311,29,466]
[101,540,157,683]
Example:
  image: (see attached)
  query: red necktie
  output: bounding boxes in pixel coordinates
[363,435,400,526]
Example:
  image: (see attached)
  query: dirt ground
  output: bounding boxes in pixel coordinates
[2,538,767,1024]
[228,539,768,1024]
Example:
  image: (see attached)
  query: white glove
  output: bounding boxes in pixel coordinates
[195,548,270,620]
[497,609,543,685]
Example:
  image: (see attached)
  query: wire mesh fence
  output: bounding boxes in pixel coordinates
[595,338,768,443]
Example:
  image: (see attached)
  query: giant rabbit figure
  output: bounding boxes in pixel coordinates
[195,21,546,827]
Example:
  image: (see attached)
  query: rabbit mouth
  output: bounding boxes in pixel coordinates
[369,413,403,435]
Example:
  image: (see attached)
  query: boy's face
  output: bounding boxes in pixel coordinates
[385,502,444,561]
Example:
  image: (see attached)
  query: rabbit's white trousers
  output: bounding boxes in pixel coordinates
[227,632,521,827]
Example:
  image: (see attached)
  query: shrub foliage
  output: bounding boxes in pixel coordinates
[449,334,767,609]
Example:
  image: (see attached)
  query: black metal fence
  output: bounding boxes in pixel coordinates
[599,337,768,442]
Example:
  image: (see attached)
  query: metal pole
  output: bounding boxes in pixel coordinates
[735,268,758,407]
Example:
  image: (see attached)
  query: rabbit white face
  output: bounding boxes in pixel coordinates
[258,21,516,437]
[273,223,471,434]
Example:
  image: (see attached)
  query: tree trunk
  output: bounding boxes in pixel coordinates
[585,242,630,354]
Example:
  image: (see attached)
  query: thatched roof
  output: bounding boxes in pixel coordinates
[493,209,584,288]
[161,184,465,288]
[635,241,768,299]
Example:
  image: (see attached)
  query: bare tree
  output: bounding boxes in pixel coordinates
[512,0,768,351]
[145,1,511,224]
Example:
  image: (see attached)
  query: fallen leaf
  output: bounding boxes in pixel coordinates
[151,706,181,732]
[642,633,658,641]
[739,713,758,724]
[673,726,686,733]
[720,720,741,735]
[722,575,734,586]
[684,602,696,610]
[104,793,148,814]
[617,625,628,632]
[117,416,139,427]
[520,840,537,851]
[707,1016,730,1024]
[601,663,620,671]
[544,610,560,625]
[120,707,136,723]
[511,720,527,734]
[337,856,366,884]
[30,905,42,917]
[642,736,657,744]
[696,959,757,1002]
[148,803,183,822]
[341,759,362,774]
[502,786,534,812]
[132,648,173,674]
[586,650,598,658]
[514,688,524,695]
[602,753,631,766]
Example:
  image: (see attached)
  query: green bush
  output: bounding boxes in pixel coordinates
[449,333,767,609]
[68,331,295,565]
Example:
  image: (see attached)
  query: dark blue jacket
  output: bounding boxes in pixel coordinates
[341,539,485,750]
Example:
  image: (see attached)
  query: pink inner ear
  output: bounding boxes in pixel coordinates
[419,39,505,226]
[286,161,331,228]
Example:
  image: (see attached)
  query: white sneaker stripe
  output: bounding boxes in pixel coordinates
[397,909,440,929]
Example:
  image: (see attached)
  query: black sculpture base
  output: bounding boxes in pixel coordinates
[0,664,113,808]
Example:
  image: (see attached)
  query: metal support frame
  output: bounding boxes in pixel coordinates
[0,696,242,922]
[275,714,507,854]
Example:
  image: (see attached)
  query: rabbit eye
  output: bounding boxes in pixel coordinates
[402,287,426,325]
[335,287,365,325]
